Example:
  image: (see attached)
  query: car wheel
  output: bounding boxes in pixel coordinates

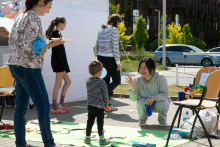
[202,58,213,67]
[160,58,170,66]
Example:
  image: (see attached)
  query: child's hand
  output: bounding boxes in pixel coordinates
[145,96,156,106]
[51,38,65,47]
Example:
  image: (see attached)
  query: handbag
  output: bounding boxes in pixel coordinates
[93,44,98,57]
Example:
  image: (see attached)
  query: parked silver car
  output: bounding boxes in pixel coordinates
[153,44,220,67]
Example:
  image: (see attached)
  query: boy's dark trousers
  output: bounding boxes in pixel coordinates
[86,105,104,136]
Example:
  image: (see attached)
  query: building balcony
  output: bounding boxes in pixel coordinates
[171,0,187,7]
[148,0,159,9]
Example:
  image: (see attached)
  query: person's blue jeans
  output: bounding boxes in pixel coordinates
[9,65,55,147]
[0,96,12,105]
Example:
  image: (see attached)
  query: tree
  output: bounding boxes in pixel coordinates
[118,21,133,50]
[133,15,148,56]
[109,0,124,18]
[159,15,170,45]
[167,22,182,44]
[182,24,193,45]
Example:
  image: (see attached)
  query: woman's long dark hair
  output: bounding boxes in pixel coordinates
[46,16,66,39]
[24,0,53,12]
[101,14,122,28]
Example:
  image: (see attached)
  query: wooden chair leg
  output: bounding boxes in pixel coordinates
[0,97,6,124]
[165,106,182,147]
[193,107,213,147]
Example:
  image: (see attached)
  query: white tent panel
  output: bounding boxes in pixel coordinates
[0,0,108,103]
[41,0,108,102]
[0,17,14,33]
[57,0,108,12]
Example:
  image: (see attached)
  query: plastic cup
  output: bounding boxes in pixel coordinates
[178,91,185,101]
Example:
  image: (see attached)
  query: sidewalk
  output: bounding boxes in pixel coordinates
[0,97,220,147]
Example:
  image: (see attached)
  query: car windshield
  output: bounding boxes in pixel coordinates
[190,46,203,52]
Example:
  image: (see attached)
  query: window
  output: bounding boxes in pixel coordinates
[158,47,162,51]
[166,46,181,52]
[157,46,181,52]
[210,48,220,52]
[181,46,193,52]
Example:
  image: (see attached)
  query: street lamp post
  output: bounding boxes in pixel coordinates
[161,0,167,68]
[155,9,160,48]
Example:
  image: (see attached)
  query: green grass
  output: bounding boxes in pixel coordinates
[113,84,184,96]
[121,60,170,72]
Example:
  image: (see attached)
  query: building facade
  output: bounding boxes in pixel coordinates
[115,0,220,50]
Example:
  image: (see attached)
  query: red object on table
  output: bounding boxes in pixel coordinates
[184,87,190,100]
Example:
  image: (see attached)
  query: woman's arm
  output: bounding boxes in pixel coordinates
[154,75,169,101]
[126,75,140,101]
[111,27,120,65]
[23,15,48,53]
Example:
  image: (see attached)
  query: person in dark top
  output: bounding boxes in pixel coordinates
[46,16,71,114]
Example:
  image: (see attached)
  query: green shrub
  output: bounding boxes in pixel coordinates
[120,52,154,61]
[150,39,159,51]
[128,38,136,46]
[190,37,206,49]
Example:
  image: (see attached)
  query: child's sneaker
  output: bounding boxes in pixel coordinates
[58,104,70,112]
[99,138,110,145]
[50,107,66,114]
[104,105,111,111]
[84,137,91,144]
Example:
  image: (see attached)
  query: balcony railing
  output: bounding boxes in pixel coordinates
[171,0,187,7]
[148,0,159,8]
[138,1,145,10]
[124,14,132,23]
[199,4,206,12]
[205,32,209,39]
[189,0,193,9]
[209,5,213,13]
[217,8,220,15]
[214,31,219,40]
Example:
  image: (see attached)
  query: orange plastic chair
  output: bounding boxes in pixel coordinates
[0,66,15,124]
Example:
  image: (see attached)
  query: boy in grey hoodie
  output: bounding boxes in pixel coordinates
[125,57,172,126]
